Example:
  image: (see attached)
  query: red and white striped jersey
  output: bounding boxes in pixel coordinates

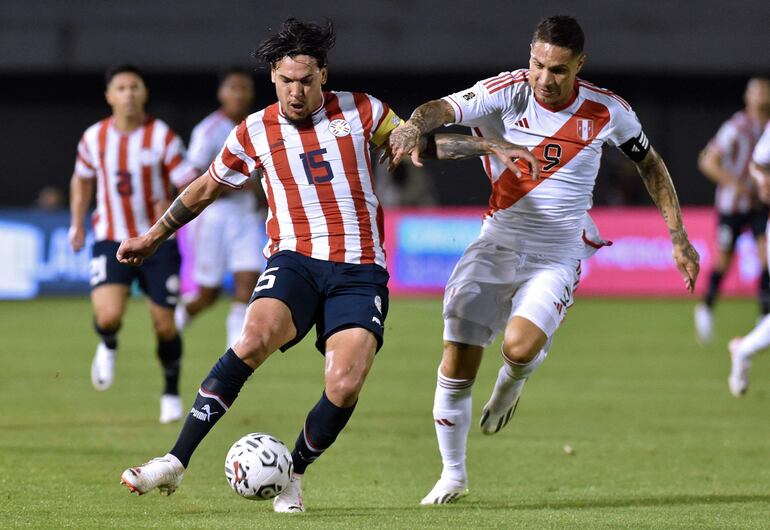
[443,69,644,258]
[707,111,764,214]
[209,91,402,268]
[754,122,770,168]
[75,116,195,242]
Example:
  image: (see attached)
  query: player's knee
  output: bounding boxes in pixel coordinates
[235,321,281,361]
[94,313,121,333]
[502,335,540,364]
[325,373,364,407]
[440,341,482,380]
[153,319,177,341]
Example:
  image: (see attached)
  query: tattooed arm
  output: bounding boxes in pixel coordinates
[421,134,540,180]
[635,147,700,292]
[388,100,455,169]
[116,172,223,266]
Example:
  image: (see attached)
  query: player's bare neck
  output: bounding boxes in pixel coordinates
[113,113,146,134]
[223,108,248,124]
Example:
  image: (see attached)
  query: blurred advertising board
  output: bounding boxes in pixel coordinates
[0,206,760,299]
[384,206,758,297]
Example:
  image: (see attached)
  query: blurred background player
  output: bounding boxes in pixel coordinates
[175,68,266,347]
[728,121,770,396]
[390,15,699,504]
[68,64,195,423]
[694,78,770,344]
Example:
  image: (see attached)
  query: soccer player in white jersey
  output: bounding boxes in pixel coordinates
[175,68,266,347]
[69,64,195,423]
[728,123,770,396]
[389,15,701,504]
[694,78,770,344]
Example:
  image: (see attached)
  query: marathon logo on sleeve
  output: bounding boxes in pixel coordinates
[462,91,476,101]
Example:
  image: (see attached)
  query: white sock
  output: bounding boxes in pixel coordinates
[174,302,190,331]
[735,313,770,358]
[433,369,474,485]
[226,302,247,347]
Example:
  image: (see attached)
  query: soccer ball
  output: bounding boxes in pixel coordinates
[224,432,293,500]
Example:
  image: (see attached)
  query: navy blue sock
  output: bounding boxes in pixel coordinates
[759,268,770,315]
[169,348,253,467]
[157,334,182,395]
[94,319,119,349]
[291,391,357,475]
[704,270,723,307]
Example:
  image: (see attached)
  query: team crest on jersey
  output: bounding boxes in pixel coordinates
[329,119,352,137]
[576,119,594,142]
[139,149,162,165]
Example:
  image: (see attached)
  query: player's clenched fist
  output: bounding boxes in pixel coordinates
[117,235,161,266]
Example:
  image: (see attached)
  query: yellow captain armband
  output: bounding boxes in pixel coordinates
[370,108,404,147]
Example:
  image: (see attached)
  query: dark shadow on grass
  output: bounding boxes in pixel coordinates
[300,493,770,516]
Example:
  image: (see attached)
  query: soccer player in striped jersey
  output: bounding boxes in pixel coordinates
[728,123,770,396]
[114,18,535,512]
[69,64,196,423]
[175,68,266,348]
[390,15,700,504]
[694,78,770,344]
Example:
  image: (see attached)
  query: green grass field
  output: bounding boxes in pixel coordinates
[1,296,770,529]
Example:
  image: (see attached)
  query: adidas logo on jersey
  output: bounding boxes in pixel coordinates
[514,118,530,128]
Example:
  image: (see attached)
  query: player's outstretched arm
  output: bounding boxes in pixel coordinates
[68,173,95,252]
[116,172,222,266]
[635,147,700,292]
[388,100,455,170]
[427,134,541,180]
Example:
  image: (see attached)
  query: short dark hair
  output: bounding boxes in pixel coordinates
[532,16,584,55]
[252,18,336,69]
[105,64,145,87]
[218,66,254,86]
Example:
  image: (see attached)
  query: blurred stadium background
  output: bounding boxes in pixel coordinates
[3,1,770,527]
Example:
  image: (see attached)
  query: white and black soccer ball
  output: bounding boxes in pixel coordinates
[224,432,293,500]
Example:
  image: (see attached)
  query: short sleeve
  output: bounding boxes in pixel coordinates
[163,131,197,187]
[442,71,521,127]
[710,121,738,157]
[605,102,643,148]
[74,134,96,179]
[209,121,261,189]
[187,124,219,171]
[754,126,770,167]
[370,99,403,147]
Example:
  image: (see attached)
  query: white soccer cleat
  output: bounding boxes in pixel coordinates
[728,337,751,397]
[420,478,469,505]
[273,474,305,513]
[694,303,714,344]
[479,368,526,435]
[91,342,116,391]
[174,303,190,332]
[120,454,185,495]
[159,394,184,424]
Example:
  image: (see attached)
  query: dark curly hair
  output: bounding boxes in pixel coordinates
[252,18,336,69]
[532,15,584,55]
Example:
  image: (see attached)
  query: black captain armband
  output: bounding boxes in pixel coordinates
[618,130,650,162]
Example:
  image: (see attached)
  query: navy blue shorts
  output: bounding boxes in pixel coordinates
[717,208,768,251]
[249,251,389,354]
[90,239,181,308]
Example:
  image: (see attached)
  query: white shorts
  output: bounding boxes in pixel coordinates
[443,236,581,347]
[191,196,265,287]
